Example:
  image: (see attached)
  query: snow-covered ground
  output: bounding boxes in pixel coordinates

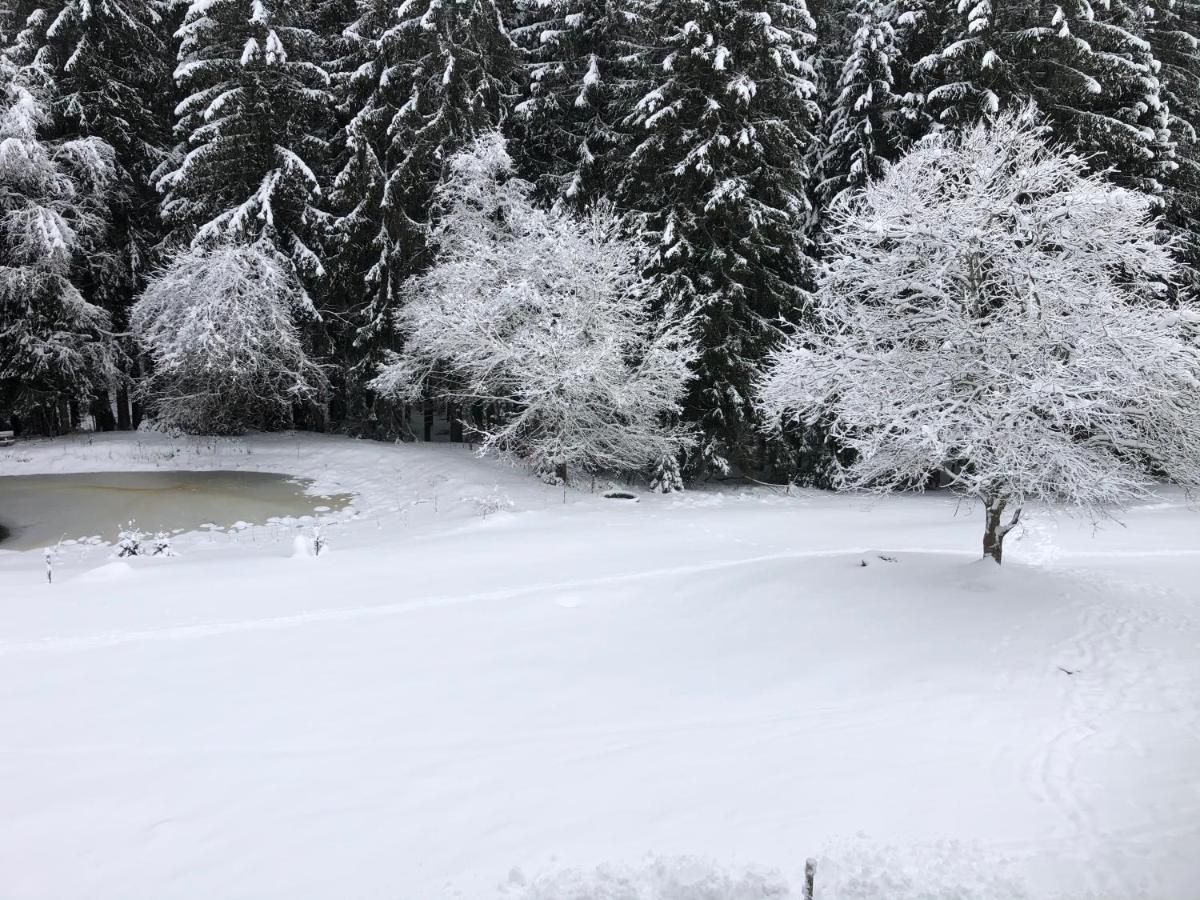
[1,432,1198,899]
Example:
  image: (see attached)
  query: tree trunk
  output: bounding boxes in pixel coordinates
[57,397,72,435]
[448,402,463,443]
[982,496,1021,564]
[423,399,434,443]
[116,386,133,431]
[92,391,116,432]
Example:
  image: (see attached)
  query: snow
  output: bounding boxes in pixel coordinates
[1,431,1199,898]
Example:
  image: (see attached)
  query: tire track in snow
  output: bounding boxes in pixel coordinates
[0,546,975,656]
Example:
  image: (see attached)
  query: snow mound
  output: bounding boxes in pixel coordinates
[815,841,1030,900]
[502,856,792,900]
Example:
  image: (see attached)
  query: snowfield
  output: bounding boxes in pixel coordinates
[1,432,1198,899]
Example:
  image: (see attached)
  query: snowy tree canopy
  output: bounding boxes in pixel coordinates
[132,244,329,435]
[0,57,119,423]
[758,111,1200,562]
[371,134,698,482]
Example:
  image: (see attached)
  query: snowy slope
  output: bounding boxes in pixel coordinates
[0,432,1197,899]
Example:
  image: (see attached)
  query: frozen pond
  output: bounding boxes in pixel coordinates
[0,471,352,552]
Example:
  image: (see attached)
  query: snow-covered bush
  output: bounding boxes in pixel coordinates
[465,489,513,519]
[759,110,1200,563]
[151,531,177,557]
[115,521,145,557]
[371,133,697,484]
[0,58,119,427]
[132,244,328,435]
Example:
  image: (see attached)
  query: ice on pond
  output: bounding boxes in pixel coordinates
[0,471,353,552]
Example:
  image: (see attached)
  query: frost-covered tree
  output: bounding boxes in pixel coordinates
[511,0,625,207]
[913,0,1173,195]
[132,245,328,435]
[158,0,331,294]
[371,134,697,483]
[0,58,119,432]
[758,112,1200,563]
[817,0,904,204]
[617,0,822,475]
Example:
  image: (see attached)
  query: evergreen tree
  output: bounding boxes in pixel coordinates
[325,0,518,432]
[0,57,119,432]
[913,0,1173,194]
[1146,0,1200,289]
[324,0,395,431]
[376,0,519,281]
[5,0,173,428]
[817,0,904,204]
[617,0,821,474]
[511,0,626,207]
[159,0,331,297]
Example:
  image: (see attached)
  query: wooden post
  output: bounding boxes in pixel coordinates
[803,858,816,900]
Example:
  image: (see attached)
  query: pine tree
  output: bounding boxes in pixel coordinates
[817,0,904,204]
[617,0,821,474]
[913,0,1173,194]
[0,57,119,432]
[159,0,331,296]
[511,0,626,207]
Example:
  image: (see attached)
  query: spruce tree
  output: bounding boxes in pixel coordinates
[0,56,119,432]
[617,0,821,474]
[511,0,626,207]
[1146,0,1200,289]
[326,0,518,432]
[324,0,395,431]
[159,0,331,296]
[5,0,173,429]
[913,0,1173,194]
[379,0,519,280]
[817,0,904,204]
